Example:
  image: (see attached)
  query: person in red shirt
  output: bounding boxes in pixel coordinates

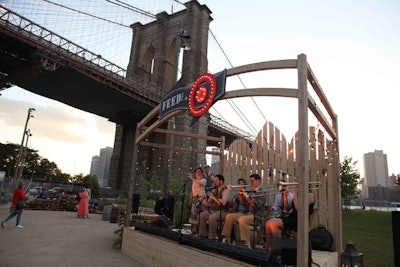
[1,181,28,228]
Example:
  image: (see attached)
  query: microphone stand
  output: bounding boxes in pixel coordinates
[178,177,189,229]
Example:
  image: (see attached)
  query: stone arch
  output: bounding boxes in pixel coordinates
[141,44,156,75]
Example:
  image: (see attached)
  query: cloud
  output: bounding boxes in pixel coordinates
[0,88,115,174]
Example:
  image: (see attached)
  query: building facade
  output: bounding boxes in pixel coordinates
[363,150,390,200]
[90,147,113,188]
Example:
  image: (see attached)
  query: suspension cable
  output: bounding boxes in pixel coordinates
[41,0,131,28]
[208,28,262,135]
[104,0,157,19]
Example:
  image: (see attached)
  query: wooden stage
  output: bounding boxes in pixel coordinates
[121,227,338,267]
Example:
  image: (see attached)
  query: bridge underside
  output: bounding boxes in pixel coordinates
[0,32,247,145]
[0,32,154,124]
[0,30,251,192]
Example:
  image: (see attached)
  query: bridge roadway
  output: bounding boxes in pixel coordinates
[0,6,253,145]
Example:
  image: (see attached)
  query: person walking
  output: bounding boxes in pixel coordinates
[77,187,89,219]
[1,181,29,228]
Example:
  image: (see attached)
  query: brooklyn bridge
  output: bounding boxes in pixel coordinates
[0,1,254,190]
[0,2,344,266]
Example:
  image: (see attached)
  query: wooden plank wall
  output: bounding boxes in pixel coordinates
[223,122,339,230]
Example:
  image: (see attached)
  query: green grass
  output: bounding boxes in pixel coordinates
[342,210,394,267]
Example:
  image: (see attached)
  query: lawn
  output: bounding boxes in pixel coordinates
[342,210,394,267]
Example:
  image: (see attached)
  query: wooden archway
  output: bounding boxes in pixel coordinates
[126,54,340,266]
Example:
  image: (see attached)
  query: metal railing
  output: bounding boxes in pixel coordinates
[0,5,164,105]
[0,5,255,142]
[210,114,255,143]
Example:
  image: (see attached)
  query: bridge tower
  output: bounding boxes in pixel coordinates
[108,1,213,191]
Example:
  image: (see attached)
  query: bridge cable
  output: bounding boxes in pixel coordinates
[168,0,262,137]
[171,0,186,5]
[208,28,261,136]
[104,0,157,19]
[209,28,269,125]
[41,0,132,28]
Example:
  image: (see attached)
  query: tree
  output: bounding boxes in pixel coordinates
[83,174,99,199]
[0,142,84,182]
[340,156,361,210]
[70,174,99,199]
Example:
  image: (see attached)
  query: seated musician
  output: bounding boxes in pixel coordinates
[198,174,231,240]
[221,173,266,247]
[220,178,249,243]
[271,181,287,217]
[265,183,315,252]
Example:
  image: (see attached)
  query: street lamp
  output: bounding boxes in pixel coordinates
[341,240,363,267]
[17,129,32,179]
[13,108,35,179]
[173,29,191,82]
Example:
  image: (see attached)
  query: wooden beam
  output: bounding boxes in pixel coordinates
[221,88,297,100]
[226,59,297,77]
[137,104,161,129]
[126,122,140,227]
[146,127,223,142]
[297,53,310,267]
[307,65,336,120]
[136,110,185,144]
[307,94,337,140]
[139,141,220,155]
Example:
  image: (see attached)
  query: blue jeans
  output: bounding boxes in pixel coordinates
[4,211,22,226]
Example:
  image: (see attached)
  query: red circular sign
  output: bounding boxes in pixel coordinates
[196,86,208,103]
[188,73,217,117]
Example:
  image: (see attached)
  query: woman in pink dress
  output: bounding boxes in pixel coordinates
[77,188,89,218]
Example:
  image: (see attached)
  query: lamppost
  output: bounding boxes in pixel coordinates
[13,108,35,179]
[341,240,363,267]
[173,29,191,83]
[17,129,32,179]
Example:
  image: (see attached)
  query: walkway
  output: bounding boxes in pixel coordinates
[0,205,146,267]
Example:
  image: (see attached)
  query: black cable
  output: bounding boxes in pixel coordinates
[208,28,267,134]
[104,0,156,19]
[41,0,131,28]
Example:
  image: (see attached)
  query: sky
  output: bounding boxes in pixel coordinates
[0,0,399,177]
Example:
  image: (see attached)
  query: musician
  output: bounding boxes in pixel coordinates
[265,183,315,252]
[222,173,266,247]
[187,167,207,234]
[198,174,231,240]
[220,178,249,244]
[271,181,288,216]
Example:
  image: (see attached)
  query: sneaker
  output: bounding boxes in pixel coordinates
[1,221,4,228]
[221,238,230,244]
[239,240,251,248]
[16,225,23,228]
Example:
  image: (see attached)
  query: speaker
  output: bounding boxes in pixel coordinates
[133,220,181,241]
[132,193,140,213]
[179,234,270,266]
[271,238,312,267]
[150,215,175,229]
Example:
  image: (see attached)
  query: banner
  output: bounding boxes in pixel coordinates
[159,69,226,119]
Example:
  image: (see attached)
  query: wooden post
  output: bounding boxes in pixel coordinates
[332,115,342,257]
[297,53,309,267]
[219,136,225,175]
[125,124,140,227]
